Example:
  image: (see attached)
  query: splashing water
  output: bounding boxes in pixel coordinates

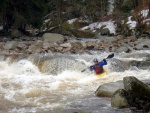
[0,51,149,113]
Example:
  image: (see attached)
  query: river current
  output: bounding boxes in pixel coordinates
[0,50,149,113]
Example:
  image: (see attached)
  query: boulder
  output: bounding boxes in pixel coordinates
[101,28,110,36]
[123,76,150,99]
[110,77,150,112]
[103,37,116,44]
[42,42,50,49]
[95,81,124,97]
[35,40,43,47]
[0,50,10,54]
[111,89,130,108]
[17,42,28,50]
[135,38,150,50]
[136,42,150,50]
[3,41,18,50]
[70,42,83,49]
[80,41,87,49]
[42,33,65,43]
[11,29,22,38]
[60,43,72,48]
[115,46,128,53]
[27,45,38,53]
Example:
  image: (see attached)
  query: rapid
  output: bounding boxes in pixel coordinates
[0,50,149,113]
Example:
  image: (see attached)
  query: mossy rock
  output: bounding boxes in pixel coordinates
[72,20,88,29]
[61,20,88,30]
[71,29,95,38]
[61,21,71,30]
[71,41,83,49]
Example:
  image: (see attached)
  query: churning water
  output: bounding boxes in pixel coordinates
[0,50,149,113]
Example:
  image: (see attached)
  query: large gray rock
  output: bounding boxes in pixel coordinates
[111,89,130,108]
[0,50,10,54]
[11,29,22,38]
[103,37,116,45]
[115,46,128,53]
[110,77,150,112]
[123,76,150,99]
[101,28,110,36]
[42,42,51,49]
[95,81,124,97]
[135,38,150,50]
[42,33,65,43]
[17,42,28,50]
[60,43,72,48]
[3,41,18,50]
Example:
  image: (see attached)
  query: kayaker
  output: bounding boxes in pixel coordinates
[90,58,107,74]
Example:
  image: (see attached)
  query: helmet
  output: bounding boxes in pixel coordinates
[93,58,98,62]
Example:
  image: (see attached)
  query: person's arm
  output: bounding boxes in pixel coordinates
[90,65,95,71]
[99,59,107,66]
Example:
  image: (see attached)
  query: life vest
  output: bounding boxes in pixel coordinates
[95,64,103,74]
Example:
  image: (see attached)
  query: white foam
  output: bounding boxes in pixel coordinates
[0,52,149,112]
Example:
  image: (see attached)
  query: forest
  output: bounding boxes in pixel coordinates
[0,0,149,37]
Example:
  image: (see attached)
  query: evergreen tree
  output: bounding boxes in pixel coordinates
[0,0,48,32]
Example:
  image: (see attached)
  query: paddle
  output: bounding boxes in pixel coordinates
[81,53,114,72]
[106,53,114,59]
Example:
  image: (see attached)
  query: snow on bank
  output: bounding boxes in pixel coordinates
[67,18,78,24]
[126,16,137,30]
[140,9,149,18]
[80,20,116,34]
[66,9,150,35]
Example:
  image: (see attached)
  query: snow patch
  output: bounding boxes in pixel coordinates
[140,9,149,18]
[44,19,50,23]
[80,20,116,34]
[67,18,78,24]
[126,16,137,29]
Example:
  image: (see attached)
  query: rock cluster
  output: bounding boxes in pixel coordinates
[0,33,150,54]
[95,76,150,112]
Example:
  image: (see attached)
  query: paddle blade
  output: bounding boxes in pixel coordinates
[106,53,114,59]
[81,68,86,72]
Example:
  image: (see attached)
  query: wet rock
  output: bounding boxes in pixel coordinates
[3,41,18,50]
[70,42,83,49]
[101,28,110,35]
[17,42,28,50]
[135,38,150,50]
[60,43,72,48]
[27,45,37,53]
[95,81,124,97]
[123,76,150,112]
[109,77,150,112]
[42,33,65,43]
[123,76,150,99]
[110,59,130,72]
[103,37,116,44]
[42,42,50,49]
[122,43,134,51]
[80,41,87,49]
[130,60,150,70]
[111,89,130,108]
[0,50,10,54]
[115,46,128,53]
[34,48,43,53]
[35,40,43,47]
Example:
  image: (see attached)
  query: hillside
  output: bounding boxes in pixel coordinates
[0,0,150,38]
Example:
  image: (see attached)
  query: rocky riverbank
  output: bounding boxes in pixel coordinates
[0,33,150,54]
[95,76,150,112]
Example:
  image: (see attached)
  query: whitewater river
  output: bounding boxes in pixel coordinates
[0,50,149,113]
